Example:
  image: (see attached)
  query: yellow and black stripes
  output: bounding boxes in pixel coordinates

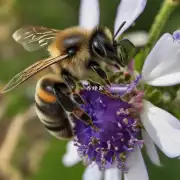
[37,87,56,103]
[35,75,74,140]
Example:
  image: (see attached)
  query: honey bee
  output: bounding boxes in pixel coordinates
[2,23,135,140]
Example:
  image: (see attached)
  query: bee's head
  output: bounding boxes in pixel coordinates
[90,27,124,67]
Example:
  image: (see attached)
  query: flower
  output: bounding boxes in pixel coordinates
[62,0,153,179]
[63,29,180,180]
[62,1,180,178]
[74,89,144,171]
[83,28,180,173]
[62,0,180,180]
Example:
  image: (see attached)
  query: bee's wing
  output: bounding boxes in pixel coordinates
[13,26,60,51]
[2,54,68,93]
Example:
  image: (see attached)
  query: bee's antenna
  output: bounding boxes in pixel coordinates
[113,21,126,43]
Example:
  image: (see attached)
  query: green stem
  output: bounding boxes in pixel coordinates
[147,0,177,51]
[135,0,178,71]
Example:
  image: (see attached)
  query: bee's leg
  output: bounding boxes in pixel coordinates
[86,61,116,97]
[86,80,113,97]
[61,68,85,105]
[87,60,111,86]
[53,82,76,112]
[53,83,98,131]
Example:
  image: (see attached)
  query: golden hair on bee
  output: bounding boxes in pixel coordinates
[48,26,90,56]
[47,27,93,78]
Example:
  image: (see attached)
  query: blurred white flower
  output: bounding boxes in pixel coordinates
[124,31,148,47]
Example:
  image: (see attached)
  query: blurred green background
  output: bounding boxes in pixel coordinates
[0,0,180,180]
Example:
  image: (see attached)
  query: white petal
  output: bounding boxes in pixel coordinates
[104,168,122,180]
[141,100,180,158]
[62,141,81,167]
[142,33,180,86]
[114,0,147,37]
[142,129,161,166]
[79,0,99,28]
[83,164,103,180]
[124,31,148,47]
[124,147,149,180]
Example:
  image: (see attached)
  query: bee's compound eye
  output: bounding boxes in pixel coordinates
[67,47,76,56]
[92,40,106,58]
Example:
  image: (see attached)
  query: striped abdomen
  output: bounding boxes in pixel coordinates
[35,75,74,140]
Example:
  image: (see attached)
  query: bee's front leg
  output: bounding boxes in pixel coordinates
[53,82,98,131]
[61,68,85,105]
[87,60,111,86]
[85,61,116,98]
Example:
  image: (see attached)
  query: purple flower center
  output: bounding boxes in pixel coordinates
[74,87,143,171]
